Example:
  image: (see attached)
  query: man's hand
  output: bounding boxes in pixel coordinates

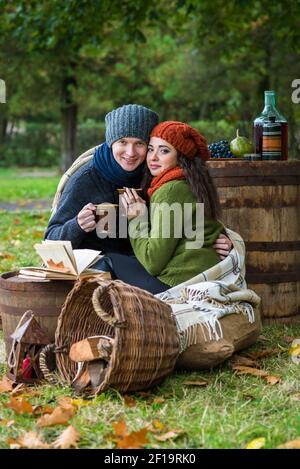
[77,203,97,232]
[213,234,233,260]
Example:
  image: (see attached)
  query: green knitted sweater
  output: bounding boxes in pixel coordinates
[129,180,224,287]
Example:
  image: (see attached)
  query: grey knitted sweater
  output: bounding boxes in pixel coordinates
[45,160,132,254]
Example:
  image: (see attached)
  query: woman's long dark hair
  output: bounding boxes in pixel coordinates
[141,153,221,220]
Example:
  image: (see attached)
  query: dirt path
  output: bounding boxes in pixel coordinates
[0,199,52,212]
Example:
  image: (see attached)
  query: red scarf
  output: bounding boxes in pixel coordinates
[147,166,185,198]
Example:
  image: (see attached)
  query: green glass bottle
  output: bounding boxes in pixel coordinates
[254,90,288,160]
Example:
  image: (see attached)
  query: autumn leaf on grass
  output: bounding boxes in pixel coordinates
[182,380,208,387]
[37,404,76,427]
[5,397,33,415]
[112,418,128,439]
[232,365,281,385]
[0,252,15,260]
[123,395,137,407]
[265,375,281,385]
[112,418,149,449]
[277,438,300,449]
[117,428,148,449]
[230,354,258,368]
[245,437,266,449]
[246,347,281,360]
[8,431,50,449]
[52,425,80,449]
[152,397,165,405]
[32,404,54,416]
[0,419,15,427]
[0,376,14,393]
[154,430,184,442]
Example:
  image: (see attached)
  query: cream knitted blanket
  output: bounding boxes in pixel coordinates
[156,228,261,352]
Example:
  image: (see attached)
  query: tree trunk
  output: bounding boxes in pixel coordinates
[60,70,77,172]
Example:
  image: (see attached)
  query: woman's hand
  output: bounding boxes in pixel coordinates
[213,234,233,260]
[77,203,97,232]
[121,188,147,221]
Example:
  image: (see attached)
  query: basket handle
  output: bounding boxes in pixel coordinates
[92,284,126,327]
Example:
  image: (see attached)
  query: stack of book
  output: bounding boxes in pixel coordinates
[18,240,110,280]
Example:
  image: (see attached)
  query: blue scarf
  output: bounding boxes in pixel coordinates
[93,143,144,188]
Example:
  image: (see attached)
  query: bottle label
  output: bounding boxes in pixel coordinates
[262,124,281,160]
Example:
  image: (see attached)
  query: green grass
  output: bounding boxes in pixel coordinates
[0,167,60,202]
[0,175,300,449]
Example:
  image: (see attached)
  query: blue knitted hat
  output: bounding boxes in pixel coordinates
[105,104,159,147]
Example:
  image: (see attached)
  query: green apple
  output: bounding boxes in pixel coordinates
[230,129,253,157]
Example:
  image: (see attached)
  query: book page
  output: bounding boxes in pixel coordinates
[73,249,102,275]
[34,243,77,275]
[42,240,76,267]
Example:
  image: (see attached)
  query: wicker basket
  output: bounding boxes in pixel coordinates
[52,276,180,394]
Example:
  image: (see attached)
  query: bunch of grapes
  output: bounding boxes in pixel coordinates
[208,140,234,158]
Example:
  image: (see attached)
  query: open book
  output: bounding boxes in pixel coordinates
[18,240,110,280]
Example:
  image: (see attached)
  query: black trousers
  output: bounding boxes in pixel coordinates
[93,253,170,295]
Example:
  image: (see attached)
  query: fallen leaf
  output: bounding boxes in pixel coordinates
[52,425,80,449]
[257,334,270,342]
[135,391,152,398]
[246,348,281,360]
[32,404,54,416]
[283,336,294,344]
[37,405,75,427]
[116,428,148,449]
[10,431,49,449]
[153,419,165,431]
[265,375,281,385]
[13,218,21,225]
[245,437,266,449]
[5,397,33,415]
[0,376,14,393]
[0,419,15,427]
[123,395,137,407]
[230,355,258,368]
[152,397,165,404]
[112,418,128,438]
[232,365,268,377]
[154,430,183,442]
[70,398,93,408]
[278,438,300,449]
[182,380,208,387]
[0,252,15,260]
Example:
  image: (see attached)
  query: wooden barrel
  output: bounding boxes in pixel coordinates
[0,272,74,357]
[207,160,300,324]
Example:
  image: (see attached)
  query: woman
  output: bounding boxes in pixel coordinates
[107,121,226,293]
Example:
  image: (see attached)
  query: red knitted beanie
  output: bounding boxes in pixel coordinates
[150,121,210,160]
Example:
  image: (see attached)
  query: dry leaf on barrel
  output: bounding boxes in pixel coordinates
[277,438,300,449]
[0,376,14,393]
[5,397,33,415]
[52,425,80,449]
